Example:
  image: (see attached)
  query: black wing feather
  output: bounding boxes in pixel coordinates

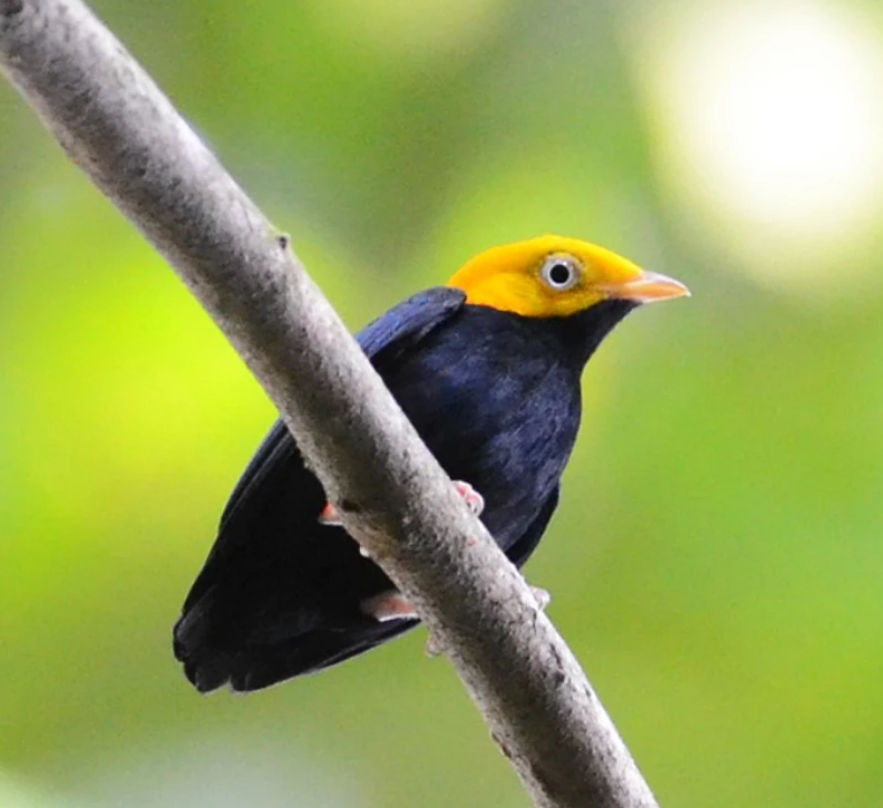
[199,487,560,692]
[507,485,559,567]
[175,288,468,690]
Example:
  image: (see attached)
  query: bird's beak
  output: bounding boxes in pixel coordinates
[601,270,690,304]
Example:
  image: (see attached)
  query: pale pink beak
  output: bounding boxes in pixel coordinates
[602,270,690,304]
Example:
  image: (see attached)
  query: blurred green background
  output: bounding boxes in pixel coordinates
[3,0,883,806]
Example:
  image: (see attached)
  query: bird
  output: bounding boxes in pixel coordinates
[173,235,688,692]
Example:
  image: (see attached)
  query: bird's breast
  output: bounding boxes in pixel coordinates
[382,307,583,550]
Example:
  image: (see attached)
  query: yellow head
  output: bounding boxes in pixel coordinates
[447,235,688,318]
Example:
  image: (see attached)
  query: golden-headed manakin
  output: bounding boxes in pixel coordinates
[173,235,688,692]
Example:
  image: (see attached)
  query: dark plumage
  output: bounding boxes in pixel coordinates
[173,236,687,692]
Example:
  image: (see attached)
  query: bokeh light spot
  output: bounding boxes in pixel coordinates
[626,0,883,294]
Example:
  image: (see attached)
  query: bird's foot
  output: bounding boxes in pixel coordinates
[453,480,485,516]
[317,502,343,527]
[425,635,442,658]
[319,479,484,531]
[361,590,418,622]
[530,585,551,610]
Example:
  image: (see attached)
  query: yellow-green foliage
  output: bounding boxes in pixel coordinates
[2,1,883,806]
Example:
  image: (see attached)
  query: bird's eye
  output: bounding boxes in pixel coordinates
[540,256,580,291]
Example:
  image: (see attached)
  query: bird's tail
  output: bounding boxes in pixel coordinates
[173,589,417,692]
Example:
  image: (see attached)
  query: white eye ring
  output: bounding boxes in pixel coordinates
[540,255,580,291]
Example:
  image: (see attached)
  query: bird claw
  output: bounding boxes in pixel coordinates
[453,480,484,516]
[319,480,483,530]
[317,503,372,555]
[360,590,418,622]
[425,635,442,658]
[530,585,551,611]
[317,502,343,526]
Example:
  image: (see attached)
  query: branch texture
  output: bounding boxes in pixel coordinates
[0,2,659,806]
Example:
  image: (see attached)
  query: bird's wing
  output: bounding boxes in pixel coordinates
[218,286,466,530]
[218,419,290,530]
[179,287,466,617]
[221,286,466,532]
[357,286,467,371]
[507,485,560,567]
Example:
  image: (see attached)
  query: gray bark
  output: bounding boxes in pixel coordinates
[0,2,660,806]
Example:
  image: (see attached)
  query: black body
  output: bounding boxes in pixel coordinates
[174,289,635,691]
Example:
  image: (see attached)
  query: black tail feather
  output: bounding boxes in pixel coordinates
[173,595,417,693]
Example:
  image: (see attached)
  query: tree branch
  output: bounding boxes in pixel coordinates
[0,2,659,806]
